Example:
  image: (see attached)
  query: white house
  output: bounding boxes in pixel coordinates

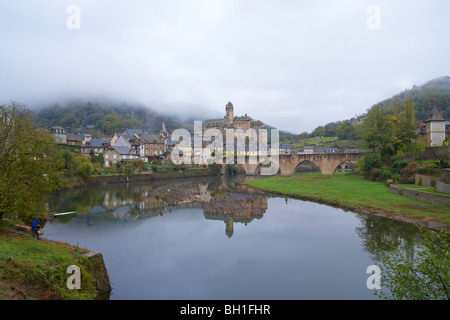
[425,106,447,147]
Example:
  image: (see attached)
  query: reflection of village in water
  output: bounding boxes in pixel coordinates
[50,175,269,238]
[48,174,422,263]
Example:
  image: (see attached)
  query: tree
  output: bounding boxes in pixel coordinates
[365,111,418,163]
[336,120,357,140]
[357,153,382,178]
[374,228,449,300]
[365,114,398,161]
[0,102,62,223]
[404,96,417,130]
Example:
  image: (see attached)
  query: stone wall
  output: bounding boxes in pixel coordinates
[415,174,435,187]
[83,251,112,300]
[436,181,450,193]
[389,185,450,205]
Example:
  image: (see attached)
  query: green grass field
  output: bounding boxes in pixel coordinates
[245,173,450,226]
[0,232,102,299]
[294,136,337,147]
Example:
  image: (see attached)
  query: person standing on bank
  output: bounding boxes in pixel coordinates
[31,218,41,240]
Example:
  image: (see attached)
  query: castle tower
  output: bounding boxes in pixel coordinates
[225,101,234,124]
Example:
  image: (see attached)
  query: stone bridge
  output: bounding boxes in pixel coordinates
[221,152,365,176]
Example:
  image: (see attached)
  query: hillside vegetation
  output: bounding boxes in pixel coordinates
[33,99,192,135]
[280,76,450,147]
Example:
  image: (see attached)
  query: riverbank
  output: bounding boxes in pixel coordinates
[245,173,450,232]
[0,229,111,300]
[59,167,220,191]
[0,167,218,300]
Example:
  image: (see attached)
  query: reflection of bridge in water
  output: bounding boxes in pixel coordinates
[100,175,269,237]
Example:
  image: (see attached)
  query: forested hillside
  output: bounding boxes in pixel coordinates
[33,99,193,135]
[308,76,450,139]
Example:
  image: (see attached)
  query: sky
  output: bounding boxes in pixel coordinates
[1,0,449,133]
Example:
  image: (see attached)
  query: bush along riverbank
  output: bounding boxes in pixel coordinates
[245,172,450,232]
[58,165,221,191]
[0,229,111,300]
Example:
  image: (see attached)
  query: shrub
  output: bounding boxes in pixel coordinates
[134,160,146,171]
[381,170,393,181]
[392,173,401,183]
[369,168,382,181]
[392,161,408,173]
[123,163,134,175]
[358,154,382,178]
[400,164,417,179]
[76,161,93,179]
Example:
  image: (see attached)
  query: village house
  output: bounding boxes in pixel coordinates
[297,145,315,154]
[103,146,139,167]
[315,147,338,154]
[137,133,167,162]
[85,124,95,131]
[66,133,84,146]
[81,138,110,156]
[279,144,296,155]
[416,106,449,147]
[112,129,142,156]
[67,133,93,146]
[50,126,67,144]
[109,124,171,162]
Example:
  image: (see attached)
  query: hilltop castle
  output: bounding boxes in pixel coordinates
[204,101,264,133]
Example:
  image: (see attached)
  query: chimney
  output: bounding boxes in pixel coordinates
[420,120,424,127]
[440,109,444,117]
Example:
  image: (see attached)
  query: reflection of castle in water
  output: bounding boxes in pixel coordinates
[203,193,268,238]
[100,177,268,237]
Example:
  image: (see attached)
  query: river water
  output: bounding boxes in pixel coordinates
[43,174,420,300]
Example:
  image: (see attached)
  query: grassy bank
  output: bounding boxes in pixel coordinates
[0,230,109,300]
[245,173,450,229]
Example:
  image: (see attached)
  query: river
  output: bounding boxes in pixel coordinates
[43,174,420,300]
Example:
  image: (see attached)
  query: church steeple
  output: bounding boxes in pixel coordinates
[160,121,168,139]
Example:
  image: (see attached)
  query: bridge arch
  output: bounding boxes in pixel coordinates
[221,163,247,175]
[293,160,322,174]
[333,160,358,174]
[250,162,281,176]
